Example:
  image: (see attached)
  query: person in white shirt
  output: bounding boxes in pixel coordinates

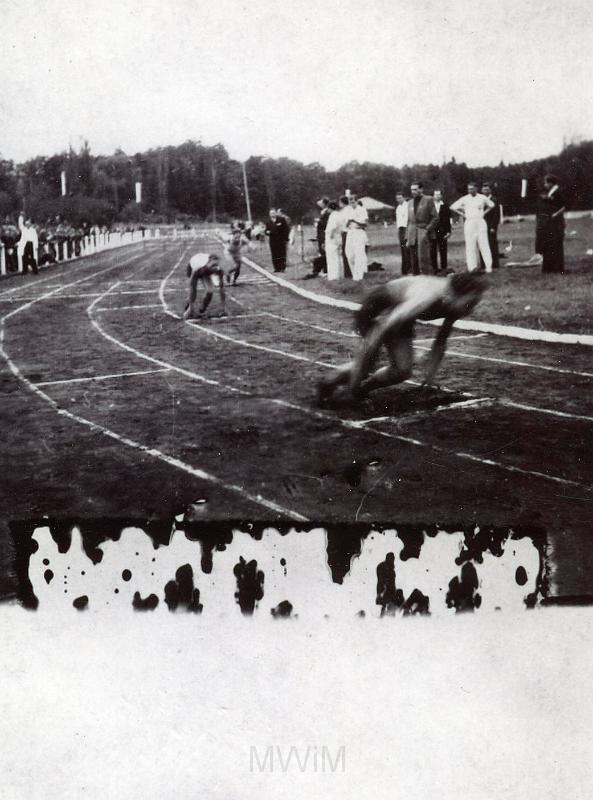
[395,192,411,274]
[324,201,343,280]
[344,196,368,280]
[18,215,39,274]
[450,182,495,271]
[183,253,226,319]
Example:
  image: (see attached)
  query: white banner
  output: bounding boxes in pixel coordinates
[521,178,527,198]
[60,170,67,197]
[135,181,142,204]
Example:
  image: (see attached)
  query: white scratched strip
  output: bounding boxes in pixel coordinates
[241,255,593,346]
[35,368,171,387]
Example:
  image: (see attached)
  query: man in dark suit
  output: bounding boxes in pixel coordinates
[264,209,290,272]
[481,183,501,269]
[430,189,452,273]
[406,182,438,275]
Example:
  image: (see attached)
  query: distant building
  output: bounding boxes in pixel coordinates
[358,196,395,223]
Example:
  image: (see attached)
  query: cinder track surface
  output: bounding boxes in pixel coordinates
[1,232,591,598]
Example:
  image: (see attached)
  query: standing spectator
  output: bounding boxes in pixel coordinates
[535,175,566,274]
[18,215,39,274]
[325,201,343,280]
[265,209,289,272]
[344,194,369,281]
[338,195,353,278]
[481,183,501,269]
[1,218,22,273]
[431,189,452,273]
[450,182,494,272]
[406,181,437,275]
[395,191,411,275]
[304,197,331,279]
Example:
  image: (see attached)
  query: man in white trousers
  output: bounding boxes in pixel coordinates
[324,201,343,280]
[344,195,369,280]
[450,182,494,271]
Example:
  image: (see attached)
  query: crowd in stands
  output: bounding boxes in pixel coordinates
[0,215,149,276]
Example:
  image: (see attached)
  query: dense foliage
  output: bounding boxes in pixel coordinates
[1,138,591,225]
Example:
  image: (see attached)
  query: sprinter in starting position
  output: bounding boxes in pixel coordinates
[183,253,227,320]
[317,272,487,403]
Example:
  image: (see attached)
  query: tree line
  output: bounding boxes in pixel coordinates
[1,138,591,226]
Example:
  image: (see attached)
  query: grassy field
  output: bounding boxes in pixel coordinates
[250,215,593,334]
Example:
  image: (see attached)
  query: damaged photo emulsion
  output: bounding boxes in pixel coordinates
[8,521,547,617]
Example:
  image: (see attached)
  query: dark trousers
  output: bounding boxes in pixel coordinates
[398,227,412,275]
[341,232,352,278]
[429,236,448,273]
[22,242,38,274]
[270,240,287,271]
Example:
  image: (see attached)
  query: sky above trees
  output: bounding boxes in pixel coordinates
[1,0,592,169]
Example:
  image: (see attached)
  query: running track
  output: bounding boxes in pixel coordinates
[1,233,591,598]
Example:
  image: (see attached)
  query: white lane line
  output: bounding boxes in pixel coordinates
[241,254,593,346]
[97,304,163,311]
[1,249,308,521]
[35,368,171,387]
[138,284,593,489]
[261,310,592,379]
[153,248,593,487]
[220,297,593,423]
[413,342,593,379]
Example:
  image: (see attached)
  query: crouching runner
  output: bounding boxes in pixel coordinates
[183,253,227,320]
[318,272,487,403]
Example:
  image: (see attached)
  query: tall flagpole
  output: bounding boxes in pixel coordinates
[242,161,252,225]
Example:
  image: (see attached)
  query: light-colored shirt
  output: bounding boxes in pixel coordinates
[345,204,368,230]
[395,202,408,228]
[188,253,211,275]
[450,193,494,220]
[325,210,343,244]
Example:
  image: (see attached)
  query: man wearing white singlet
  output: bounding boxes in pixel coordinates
[183,253,226,320]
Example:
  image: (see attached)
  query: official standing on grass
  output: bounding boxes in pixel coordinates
[265,209,289,272]
[450,182,494,272]
[395,191,411,275]
[430,189,452,273]
[406,182,438,275]
[344,195,369,281]
[535,175,566,274]
[324,201,343,280]
[338,195,353,278]
[481,183,501,269]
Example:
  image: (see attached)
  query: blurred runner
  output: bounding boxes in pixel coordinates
[318,272,487,403]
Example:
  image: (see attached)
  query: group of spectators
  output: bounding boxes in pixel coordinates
[393,180,501,276]
[0,216,144,275]
[306,194,371,281]
[305,174,566,282]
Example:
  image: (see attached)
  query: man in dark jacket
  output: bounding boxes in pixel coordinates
[430,189,452,273]
[406,182,438,275]
[265,209,290,272]
[481,183,501,269]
